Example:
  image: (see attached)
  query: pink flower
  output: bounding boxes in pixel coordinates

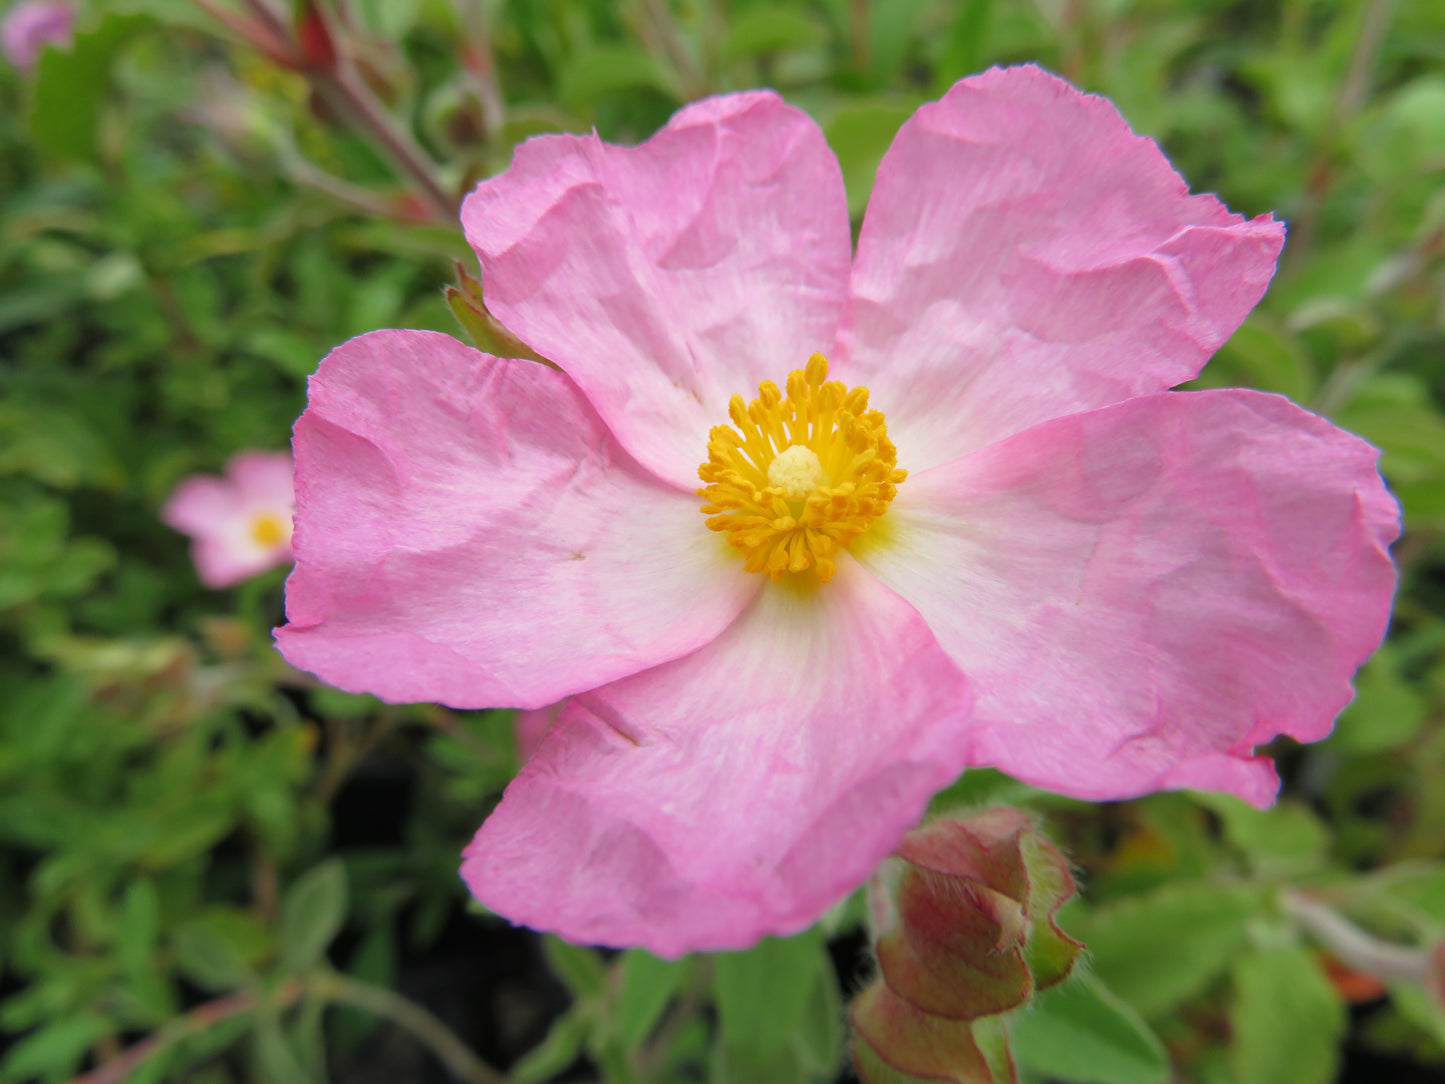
[275,66,1398,955]
[1,1,73,73]
[164,451,295,589]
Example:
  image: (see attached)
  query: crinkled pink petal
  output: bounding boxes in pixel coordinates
[460,91,852,489]
[515,701,564,764]
[275,330,757,710]
[836,65,1284,472]
[227,450,296,509]
[462,558,975,956]
[854,389,1398,807]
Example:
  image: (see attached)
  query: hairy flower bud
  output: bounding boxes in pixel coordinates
[851,809,1083,1084]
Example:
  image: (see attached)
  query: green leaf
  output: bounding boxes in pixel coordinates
[1200,319,1315,401]
[1331,646,1428,754]
[714,927,827,1056]
[615,949,688,1047]
[867,0,929,83]
[1076,882,1260,1017]
[792,946,843,1077]
[1391,982,1445,1047]
[1009,972,1170,1084]
[722,9,826,61]
[512,1010,588,1083]
[824,100,919,217]
[933,0,993,91]
[118,877,161,980]
[711,1038,805,1084]
[557,47,674,114]
[253,1008,315,1084]
[1229,947,1345,1084]
[542,936,607,999]
[1375,867,1445,935]
[172,920,255,993]
[29,14,149,159]
[280,860,348,973]
[1194,795,1329,876]
[0,1013,113,1079]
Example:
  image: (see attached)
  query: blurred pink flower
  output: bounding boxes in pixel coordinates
[275,66,1398,954]
[164,451,295,589]
[1,1,74,72]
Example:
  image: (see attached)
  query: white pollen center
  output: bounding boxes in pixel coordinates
[767,445,825,501]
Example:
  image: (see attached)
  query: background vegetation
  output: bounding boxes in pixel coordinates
[2,0,1444,1081]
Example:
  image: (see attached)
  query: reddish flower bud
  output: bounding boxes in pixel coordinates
[294,0,337,72]
[851,809,1083,1084]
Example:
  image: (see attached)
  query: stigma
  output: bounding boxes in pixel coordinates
[697,353,906,583]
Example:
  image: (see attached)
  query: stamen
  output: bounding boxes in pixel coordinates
[250,512,290,548]
[696,354,906,583]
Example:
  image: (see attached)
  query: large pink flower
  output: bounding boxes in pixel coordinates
[276,66,1398,955]
[164,451,295,588]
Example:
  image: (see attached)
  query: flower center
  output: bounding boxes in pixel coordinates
[249,511,289,548]
[697,353,906,583]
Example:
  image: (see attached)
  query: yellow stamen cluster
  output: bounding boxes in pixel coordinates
[697,353,906,583]
[249,512,289,548]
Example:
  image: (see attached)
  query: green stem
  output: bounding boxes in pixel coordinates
[72,980,305,1084]
[69,972,508,1084]
[1282,0,1395,274]
[311,64,459,221]
[313,971,508,1084]
[1283,890,1432,984]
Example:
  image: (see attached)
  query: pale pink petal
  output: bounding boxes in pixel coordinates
[854,389,1398,807]
[274,330,757,710]
[162,475,243,536]
[836,65,1285,472]
[227,450,295,510]
[460,91,852,489]
[515,702,564,764]
[190,536,286,589]
[164,464,292,588]
[462,559,974,955]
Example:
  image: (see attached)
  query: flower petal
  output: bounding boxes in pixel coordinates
[275,330,757,710]
[515,702,564,765]
[226,450,295,509]
[837,65,1285,471]
[460,92,852,489]
[461,558,974,955]
[162,475,240,536]
[854,389,1399,807]
[189,537,283,590]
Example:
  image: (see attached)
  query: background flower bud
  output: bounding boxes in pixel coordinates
[851,809,1083,1084]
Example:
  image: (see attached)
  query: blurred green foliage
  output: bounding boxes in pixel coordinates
[2,0,1445,1081]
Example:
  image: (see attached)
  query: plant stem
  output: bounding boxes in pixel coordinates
[1282,0,1395,274]
[69,972,509,1084]
[638,0,705,98]
[313,971,508,1084]
[310,65,459,221]
[1283,890,1432,984]
[849,0,870,72]
[75,980,305,1084]
[453,0,508,137]
[187,0,457,222]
